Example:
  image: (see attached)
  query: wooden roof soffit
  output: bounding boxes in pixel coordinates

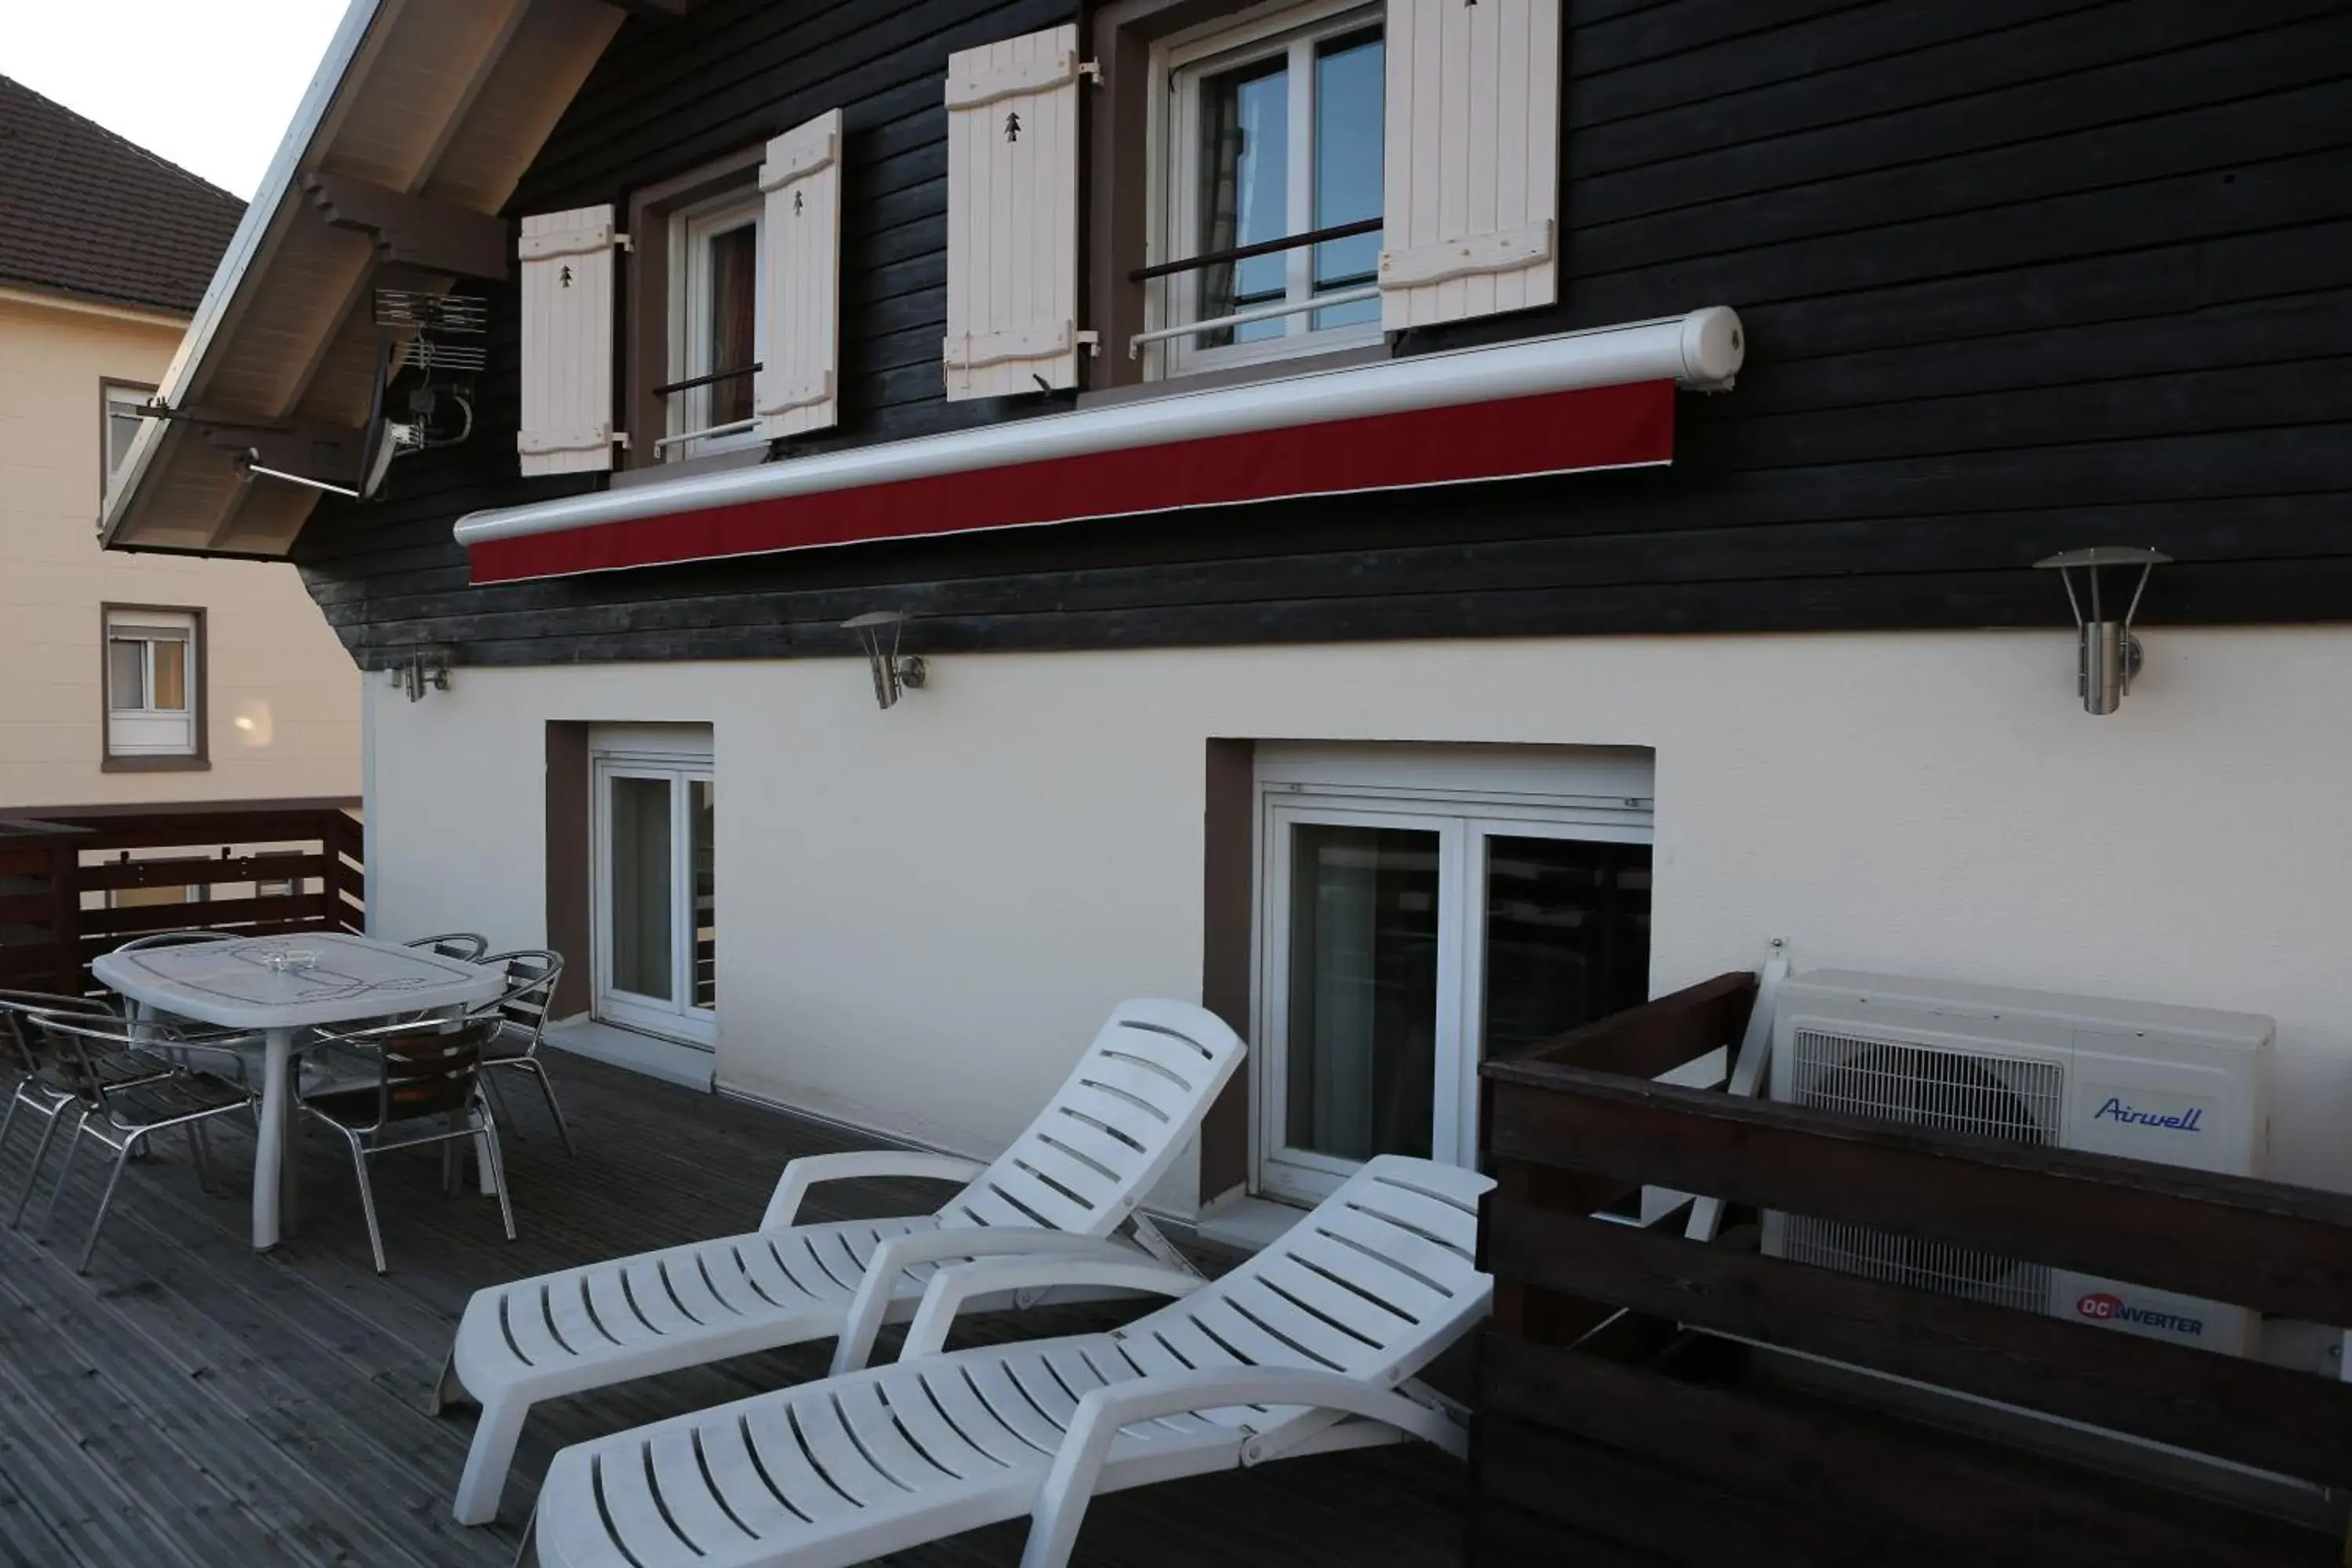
[302,172,509,281]
[603,0,704,18]
[148,402,368,489]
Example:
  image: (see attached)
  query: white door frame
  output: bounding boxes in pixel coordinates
[590,731,717,1049]
[1250,746,1655,1204]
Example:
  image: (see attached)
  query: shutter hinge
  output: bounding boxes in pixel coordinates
[1076,330,1101,358]
[1079,60,1103,85]
[615,232,633,252]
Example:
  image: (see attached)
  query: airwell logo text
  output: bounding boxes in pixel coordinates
[2076,1291,2205,1338]
[2092,1097,2203,1133]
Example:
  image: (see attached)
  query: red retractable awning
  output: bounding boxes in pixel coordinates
[456,309,1743,584]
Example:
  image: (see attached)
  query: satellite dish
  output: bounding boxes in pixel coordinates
[357,340,407,500]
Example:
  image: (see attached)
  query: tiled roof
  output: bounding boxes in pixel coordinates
[0,74,245,315]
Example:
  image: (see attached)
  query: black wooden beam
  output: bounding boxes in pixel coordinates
[302,172,508,281]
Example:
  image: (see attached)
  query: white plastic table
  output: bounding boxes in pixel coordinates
[90,932,506,1250]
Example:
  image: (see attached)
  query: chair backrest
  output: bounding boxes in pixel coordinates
[477,949,562,1054]
[1122,1155,1494,1421]
[22,1008,162,1105]
[935,999,1246,1238]
[112,930,238,953]
[325,1016,500,1128]
[0,990,117,1080]
[406,931,490,962]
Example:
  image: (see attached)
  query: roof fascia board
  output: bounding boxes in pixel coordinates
[100,0,391,546]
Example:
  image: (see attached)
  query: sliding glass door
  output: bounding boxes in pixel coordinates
[593,746,717,1047]
[1254,754,1653,1203]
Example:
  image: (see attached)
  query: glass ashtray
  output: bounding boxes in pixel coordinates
[263,948,321,973]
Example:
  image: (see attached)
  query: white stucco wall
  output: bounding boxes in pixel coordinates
[366,626,2352,1209]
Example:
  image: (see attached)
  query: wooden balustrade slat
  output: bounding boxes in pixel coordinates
[74,854,328,894]
[1479,1339,2322,1568]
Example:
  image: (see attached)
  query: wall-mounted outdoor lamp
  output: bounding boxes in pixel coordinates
[842,612,927,710]
[2033,547,2169,715]
[383,646,452,702]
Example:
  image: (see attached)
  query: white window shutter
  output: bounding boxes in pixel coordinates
[942,24,1086,401]
[756,109,844,439]
[1379,0,1561,330]
[517,205,623,475]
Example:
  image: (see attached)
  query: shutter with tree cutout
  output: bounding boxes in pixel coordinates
[1379,0,1561,330]
[517,205,624,475]
[756,109,844,440]
[942,24,1087,401]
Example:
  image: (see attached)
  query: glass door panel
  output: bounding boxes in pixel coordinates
[594,756,717,1047]
[1479,835,1653,1060]
[1283,823,1443,1162]
[608,775,675,1001]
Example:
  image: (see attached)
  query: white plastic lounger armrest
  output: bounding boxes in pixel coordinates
[761,1149,989,1230]
[830,1229,1148,1376]
[898,1256,1203,1362]
[1020,1367,1468,1568]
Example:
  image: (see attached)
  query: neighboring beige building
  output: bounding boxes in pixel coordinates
[0,76,358,813]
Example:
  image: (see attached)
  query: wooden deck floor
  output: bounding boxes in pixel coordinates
[0,1051,1467,1567]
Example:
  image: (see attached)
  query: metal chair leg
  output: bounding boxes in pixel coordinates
[34,1114,89,1240]
[76,1138,140,1274]
[0,1089,19,1170]
[520,1062,574,1156]
[187,1120,213,1196]
[346,1132,389,1275]
[473,1103,517,1243]
[7,1103,63,1229]
[482,1071,518,1141]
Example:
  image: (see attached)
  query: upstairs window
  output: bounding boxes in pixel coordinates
[663,189,765,461]
[101,382,153,501]
[103,607,204,768]
[1154,4,1384,378]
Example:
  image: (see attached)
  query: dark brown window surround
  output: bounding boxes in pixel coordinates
[1199,736,1256,1204]
[1085,0,1390,399]
[98,602,209,773]
[98,378,156,518]
[545,721,593,1018]
[622,144,768,473]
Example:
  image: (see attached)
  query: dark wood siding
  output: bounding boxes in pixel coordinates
[292,0,2352,668]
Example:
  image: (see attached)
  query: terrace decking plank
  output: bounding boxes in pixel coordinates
[0,1051,1463,1566]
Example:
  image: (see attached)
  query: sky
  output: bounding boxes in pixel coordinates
[0,2,348,199]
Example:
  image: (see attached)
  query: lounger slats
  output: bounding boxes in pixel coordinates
[739,1403,866,1524]
[648,1426,762,1552]
[1282,1229,1454,1326]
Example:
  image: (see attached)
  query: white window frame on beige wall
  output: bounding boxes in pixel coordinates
[1147,0,1385,381]
[664,190,768,462]
[101,383,152,499]
[103,609,200,760]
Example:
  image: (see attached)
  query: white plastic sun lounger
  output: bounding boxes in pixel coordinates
[437,999,1244,1526]
[517,1156,1491,1568]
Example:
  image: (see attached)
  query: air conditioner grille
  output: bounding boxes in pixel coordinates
[1789,1029,2062,1143]
[1780,1029,2063,1316]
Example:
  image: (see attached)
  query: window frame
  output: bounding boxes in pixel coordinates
[589,728,718,1049]
[1145,0,1386,382]
[100,603,208,772]
[663,186,768,463]
[1248,745,1656,1203]
[622,146,770,474]
[99,379,156,511]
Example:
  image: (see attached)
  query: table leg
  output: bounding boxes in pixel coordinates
[252,1026,296,1250]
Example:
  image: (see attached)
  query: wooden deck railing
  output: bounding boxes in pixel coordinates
[0,800,363,994]
[1472,972,2352,1566]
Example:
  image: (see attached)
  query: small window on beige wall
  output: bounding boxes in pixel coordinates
[102,604,207,771]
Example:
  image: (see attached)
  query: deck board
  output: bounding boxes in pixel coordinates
[0,1051,1465,1566]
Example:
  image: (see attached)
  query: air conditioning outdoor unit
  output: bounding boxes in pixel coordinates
[1762,970,2274,1357]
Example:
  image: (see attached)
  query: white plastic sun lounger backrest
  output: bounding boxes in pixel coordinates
[1119,1154,1493,1427]
[935,998,1245,1239]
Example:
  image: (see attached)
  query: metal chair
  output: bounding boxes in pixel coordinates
[298,1016,514,1274]
[405,932,490,963]
[473,949,571,1155]
[0,990,156,1229]
[26,1011,259,1272]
